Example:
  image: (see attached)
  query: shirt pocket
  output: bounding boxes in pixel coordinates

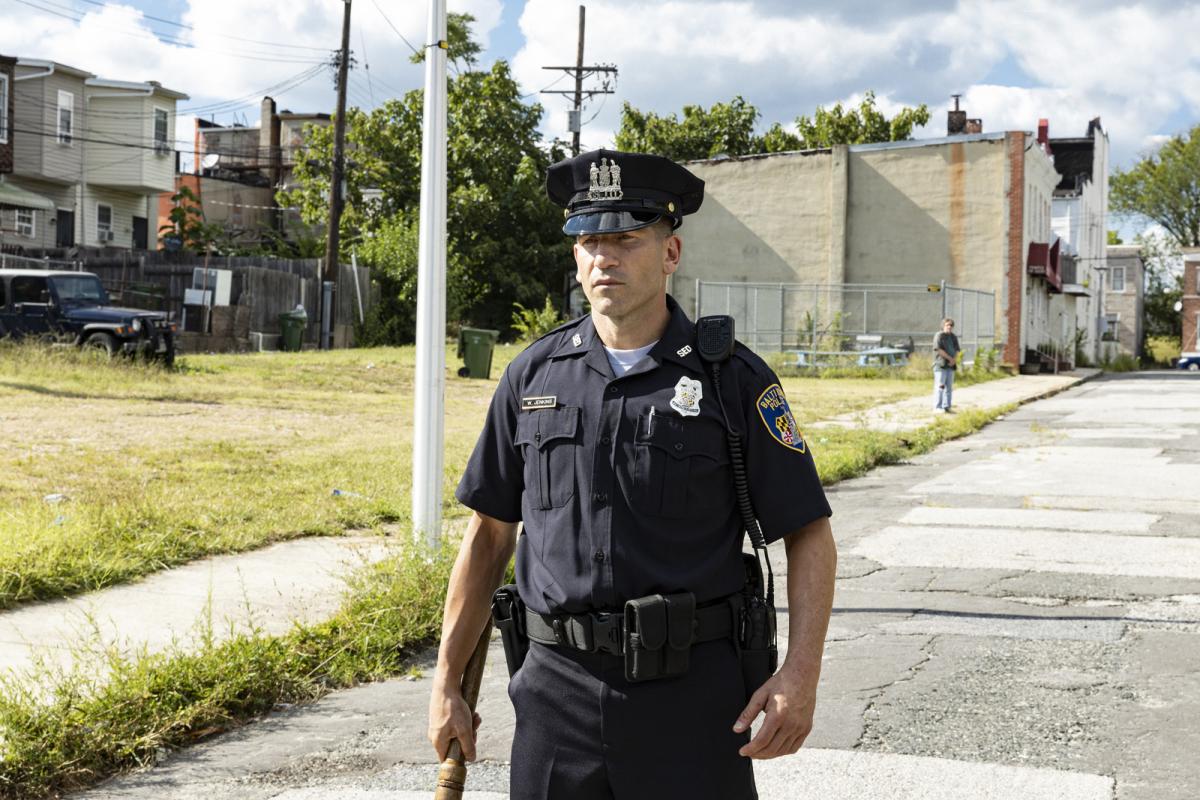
[514,406,580,510]
[632,412,731,518]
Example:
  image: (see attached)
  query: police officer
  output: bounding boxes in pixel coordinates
[428,149,837,799]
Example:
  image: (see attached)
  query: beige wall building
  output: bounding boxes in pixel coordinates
[1102,245,1144,359]
[675,129,1063,366]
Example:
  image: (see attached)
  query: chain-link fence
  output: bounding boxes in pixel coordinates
[695,280,996,362]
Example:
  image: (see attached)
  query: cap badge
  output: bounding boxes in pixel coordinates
[587,157,624,201]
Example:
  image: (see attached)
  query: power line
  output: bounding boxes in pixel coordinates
[368,0,421,61]
[11,0,329,64]
[65,0,330,52]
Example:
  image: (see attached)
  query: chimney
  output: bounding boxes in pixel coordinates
[965,118,982,134]
[259,96,277,170]
[1037,118,1052,155]
[947,94,967,135]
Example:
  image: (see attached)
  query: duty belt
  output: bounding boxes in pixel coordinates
[524,597,736,657]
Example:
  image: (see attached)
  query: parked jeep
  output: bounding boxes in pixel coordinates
[0,269,177,365]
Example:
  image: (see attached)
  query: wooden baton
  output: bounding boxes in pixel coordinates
[434,618,494,800]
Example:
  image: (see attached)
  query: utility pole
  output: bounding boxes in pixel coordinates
[322,0,353,348]
[412,0,448,548]
[542,5,617,156]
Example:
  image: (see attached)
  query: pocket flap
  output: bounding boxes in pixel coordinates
[637,413,727,461]
[515,406,580,449]
[626,595,668,650]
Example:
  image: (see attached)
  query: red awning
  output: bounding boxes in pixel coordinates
[1026,240,1062,293]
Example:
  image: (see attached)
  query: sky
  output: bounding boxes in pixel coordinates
[4,0,1200,236]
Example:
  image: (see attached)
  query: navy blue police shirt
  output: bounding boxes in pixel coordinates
[456,296,832,616]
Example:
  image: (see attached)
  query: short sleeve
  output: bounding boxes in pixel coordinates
[741,370,831,544]
[455,365,524,523]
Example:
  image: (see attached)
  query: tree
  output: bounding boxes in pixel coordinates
[282,23,570,341]
[615,91,931,160]
[409,12,483,71]
[159,186,222,254]
[1137,231,1184,341]
[794,91,930,149]
[1111,125,1200,247]
[1107,230,1123,245]
[615,96,762,161]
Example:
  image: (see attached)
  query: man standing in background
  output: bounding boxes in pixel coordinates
[933,317,960,413]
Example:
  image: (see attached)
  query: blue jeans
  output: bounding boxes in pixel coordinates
[933,367,955,409]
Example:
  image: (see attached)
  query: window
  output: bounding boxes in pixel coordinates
[1103,313,1120,341]
[0,73,8,144]
[154,108,170,154]
[15,208,34,238]
[57,90,73,144]
[97,203,112,241]
[11,276,48,304]
[1110,266,1126,292]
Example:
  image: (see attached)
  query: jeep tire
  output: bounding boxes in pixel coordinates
[84,332,117,358]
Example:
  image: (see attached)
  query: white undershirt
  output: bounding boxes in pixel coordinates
[603,340,658,375]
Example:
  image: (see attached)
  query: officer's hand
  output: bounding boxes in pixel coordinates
[427,682,483,762]
[732,668,817,759]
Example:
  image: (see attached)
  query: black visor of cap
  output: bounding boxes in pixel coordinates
[563,210,667,236]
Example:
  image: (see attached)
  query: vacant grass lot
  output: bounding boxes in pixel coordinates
[0,341,935,608]
[0,341,1012,797]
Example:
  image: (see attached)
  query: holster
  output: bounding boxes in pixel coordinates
[623,591,696,683]
[490,584,529,678]
[737,553,778,696]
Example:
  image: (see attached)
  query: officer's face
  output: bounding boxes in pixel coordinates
[574,225,681,321]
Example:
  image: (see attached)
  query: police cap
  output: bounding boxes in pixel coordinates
[546,148,705,236]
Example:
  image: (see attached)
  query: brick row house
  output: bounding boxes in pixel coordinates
[0,56,187,252]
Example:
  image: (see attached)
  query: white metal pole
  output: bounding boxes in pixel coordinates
[412,0,448,549]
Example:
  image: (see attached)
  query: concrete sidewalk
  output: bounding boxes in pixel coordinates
[812,369,1101,433]
[0,536,397,680]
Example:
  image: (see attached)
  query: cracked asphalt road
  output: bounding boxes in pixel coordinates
[79,372,1200,799]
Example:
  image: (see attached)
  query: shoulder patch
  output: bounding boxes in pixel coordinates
[756,383,806,453]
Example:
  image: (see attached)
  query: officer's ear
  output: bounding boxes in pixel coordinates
[661,225,681,276]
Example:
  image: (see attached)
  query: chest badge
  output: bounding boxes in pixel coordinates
[670,376,703,417]
[572,333,583,347]
[676,345,692,357]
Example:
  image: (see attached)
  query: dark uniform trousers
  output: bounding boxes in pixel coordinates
[508,641,756,800]
[457,297,830,799]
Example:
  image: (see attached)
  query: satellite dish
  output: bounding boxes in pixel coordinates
[200,153,220,169]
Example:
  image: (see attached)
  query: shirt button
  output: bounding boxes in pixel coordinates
[608,386,618,394]
[593,491,608,504]
[601,435,612,446]
[593,550,606,563]
[674,442,684,452]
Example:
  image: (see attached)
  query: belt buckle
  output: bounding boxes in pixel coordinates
[592,612,623,656]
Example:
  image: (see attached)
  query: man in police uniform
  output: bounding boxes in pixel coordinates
[428,149,837,799]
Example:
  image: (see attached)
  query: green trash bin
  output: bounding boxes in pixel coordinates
[278,306,308,352]
[457,327,500,379]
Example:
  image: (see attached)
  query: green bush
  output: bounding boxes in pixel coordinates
[1101,352,1140,372]
[512,296,564,343]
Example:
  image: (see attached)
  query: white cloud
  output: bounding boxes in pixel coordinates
[0,0,503,134]
[512,0,1200,169]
